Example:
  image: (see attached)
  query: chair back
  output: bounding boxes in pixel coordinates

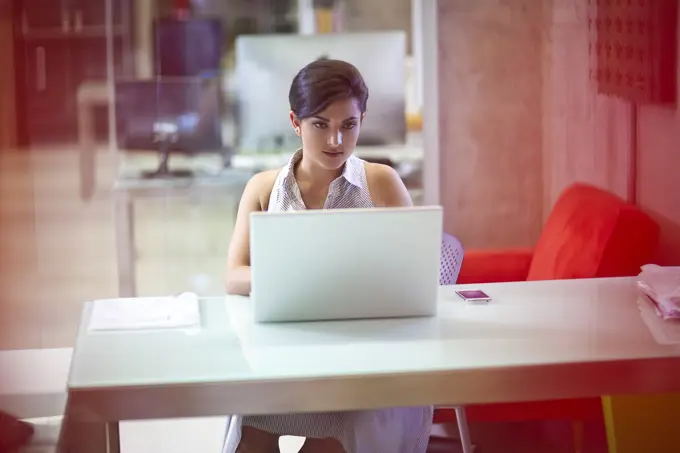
[528,183,660,281]
[440,233,465,285]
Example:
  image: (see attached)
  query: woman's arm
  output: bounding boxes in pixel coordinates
[225,171,277,295]
[367,163,414,208]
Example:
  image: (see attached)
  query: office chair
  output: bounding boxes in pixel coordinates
[432,233,474,453]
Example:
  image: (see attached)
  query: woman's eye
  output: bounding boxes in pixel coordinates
[344,123,356,130]
[313,122,327,129]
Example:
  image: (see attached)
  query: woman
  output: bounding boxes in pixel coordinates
[225,59,432,453]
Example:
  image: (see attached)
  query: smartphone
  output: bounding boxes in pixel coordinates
[455,289,492,303]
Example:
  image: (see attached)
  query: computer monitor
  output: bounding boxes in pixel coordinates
[115,77,224,177]
[234,32,407,152]
[115,78,223,151]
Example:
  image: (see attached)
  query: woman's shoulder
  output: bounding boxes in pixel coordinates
[363,161,403,189]
[243,169,281,211]
[248,168,280,187]
[362,162,412,207]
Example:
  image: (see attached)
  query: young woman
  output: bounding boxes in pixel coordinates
[225,59,432,453]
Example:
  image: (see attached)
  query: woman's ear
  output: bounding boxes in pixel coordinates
[289,111,302,136]
[360,112,366,124]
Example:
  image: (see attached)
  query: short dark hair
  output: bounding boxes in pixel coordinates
[289,59,369,119]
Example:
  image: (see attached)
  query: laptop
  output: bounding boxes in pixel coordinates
[249,206,443,323]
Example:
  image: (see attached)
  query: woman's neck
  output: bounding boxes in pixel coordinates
[295,154,343,188]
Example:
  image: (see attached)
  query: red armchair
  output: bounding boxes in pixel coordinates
[432,183,660,451]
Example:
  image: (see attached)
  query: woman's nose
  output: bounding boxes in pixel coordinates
[327,129,343,147]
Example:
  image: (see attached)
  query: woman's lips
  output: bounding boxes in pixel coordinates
[323,151,343,158]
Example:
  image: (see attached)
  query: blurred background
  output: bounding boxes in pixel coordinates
[0,0,425,349]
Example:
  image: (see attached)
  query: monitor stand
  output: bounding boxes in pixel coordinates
[142,122,194,179]
[141,142,194,179]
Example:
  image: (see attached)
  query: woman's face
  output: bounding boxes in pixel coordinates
[290,98,365,171]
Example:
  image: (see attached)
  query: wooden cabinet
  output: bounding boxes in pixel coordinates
[21,39,77,143]
[19,0,69,34]
[71,0,109,29]
[19,0,124,34]
[13,0,132,148]
[69,0,126,32]
[72,37,126,80]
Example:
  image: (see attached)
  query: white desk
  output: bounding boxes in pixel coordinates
[75,77,424,202]
[111,170,422,298]
[112,170,254,297]
[229,144,423,171]
[0,349,72,420]
[111,144,422,297]
[80,128,423,202]
[59,277,680,452]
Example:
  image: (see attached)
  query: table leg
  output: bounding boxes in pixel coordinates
[78,101,96,202]
[58,420,120,453]
[454,406,473,453]
[602,393,680,453]
[115,191,137,297]
[106,422,120,453]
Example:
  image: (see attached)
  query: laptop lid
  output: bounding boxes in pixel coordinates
[249,206,443,323]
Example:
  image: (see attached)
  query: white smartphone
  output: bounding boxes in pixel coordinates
[455,289,492,303]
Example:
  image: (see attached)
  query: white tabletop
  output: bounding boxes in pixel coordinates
[230,144,423,171]
[115,144,423,180]
[0,348,72,418]
[113,168,254,194]
[66,277,680,423]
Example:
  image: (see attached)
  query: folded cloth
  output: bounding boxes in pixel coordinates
[638,296,680,344]
[636,265,680,320]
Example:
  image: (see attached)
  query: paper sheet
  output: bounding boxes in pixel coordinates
[88,292,201,331]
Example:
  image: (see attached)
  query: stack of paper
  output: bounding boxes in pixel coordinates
[88,292,201,331]
[636,265,680,321]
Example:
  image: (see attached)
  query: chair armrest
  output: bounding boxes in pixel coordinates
[458,248,534,284]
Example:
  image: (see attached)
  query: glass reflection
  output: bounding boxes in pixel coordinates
[1,0,420,350]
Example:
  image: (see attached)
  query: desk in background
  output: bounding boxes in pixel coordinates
[111,140,423,298]
[59,277,680,453]
[76,79,424,200]
[113,169,254,297]
[110,141,423,297]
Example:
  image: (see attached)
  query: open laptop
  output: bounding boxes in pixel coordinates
[249,206,443,323]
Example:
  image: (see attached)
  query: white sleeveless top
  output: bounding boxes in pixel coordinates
[223,150,433,453]
[267,149,374,210]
